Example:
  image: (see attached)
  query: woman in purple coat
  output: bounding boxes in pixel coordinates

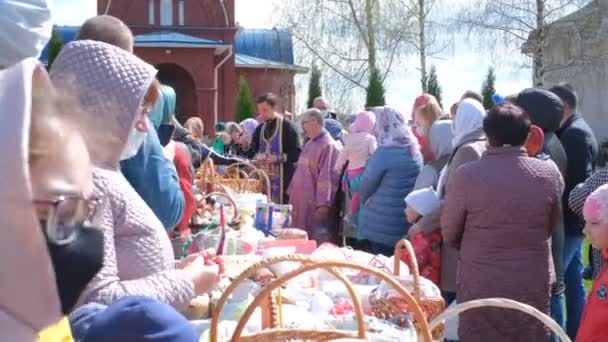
[441,105,564,341]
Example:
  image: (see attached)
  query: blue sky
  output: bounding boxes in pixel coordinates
[52,0,531,116]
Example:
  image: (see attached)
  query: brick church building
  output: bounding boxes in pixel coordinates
[43,0,307,129]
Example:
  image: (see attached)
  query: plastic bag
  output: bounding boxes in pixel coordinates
[372,274,441,301]
[193,228,238,255]
[224,187,267,218]
[324,314,417,342]
[262,247,317,288]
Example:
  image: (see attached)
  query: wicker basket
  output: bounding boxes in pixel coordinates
[210,255,433,342]
[196,159,271,200]
[428,298,571,342]
[369,239,445,339]
[190,192,239,233]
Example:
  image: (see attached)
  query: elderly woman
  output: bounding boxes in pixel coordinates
[442,105,564,341]
[358,107,422,256]
[414,120,454,190]
[0,58,101,341]
[412,98,487,300]
[51,40,219,310]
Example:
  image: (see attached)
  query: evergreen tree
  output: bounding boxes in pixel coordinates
[365,68,386,108]
[426,65,442,108]
[234,77,256,122]
[307,64,322,108]
[47,26,64,70]
[481,67,497,109]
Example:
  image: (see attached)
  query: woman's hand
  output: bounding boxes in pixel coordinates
[183,257,220,295]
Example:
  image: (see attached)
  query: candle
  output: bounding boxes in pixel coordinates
[277,271,284,329]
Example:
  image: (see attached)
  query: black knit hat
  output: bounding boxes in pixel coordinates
[516,88,564,132]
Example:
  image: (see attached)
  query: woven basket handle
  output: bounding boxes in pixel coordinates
[203,192,238,221]
[393,239,421,300]
[210,255,433,342]
[428,298,571,342]
[235,265,365,342]
[248,168,271,200]
[222,162,257,179]
[210,255,314,342]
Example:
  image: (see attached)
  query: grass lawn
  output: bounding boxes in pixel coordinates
[584,241,592,293]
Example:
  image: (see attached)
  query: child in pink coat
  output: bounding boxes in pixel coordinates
[335,111,377,218]
[577,184,608,341]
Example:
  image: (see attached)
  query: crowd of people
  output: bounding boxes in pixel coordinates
[2,2,608,342]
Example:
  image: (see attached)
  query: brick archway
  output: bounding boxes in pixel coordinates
[156,63,198,123]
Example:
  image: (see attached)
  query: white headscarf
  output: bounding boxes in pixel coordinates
[452,98,486,148]
[429,120,454,159]
[0,58,62,339]
[0,0,53,68]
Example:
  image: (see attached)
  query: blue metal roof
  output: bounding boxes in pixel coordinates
[235,28,295,65]
[134,31,226,47]
[235,53,307,73]
[40,27,302,72]
[39,26,80,64]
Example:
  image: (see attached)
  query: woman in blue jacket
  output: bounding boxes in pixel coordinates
[358,106,423,256]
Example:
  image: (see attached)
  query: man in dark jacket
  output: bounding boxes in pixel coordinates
[516,88,568,333]
[550,84,598,339]
[172,123,243,168]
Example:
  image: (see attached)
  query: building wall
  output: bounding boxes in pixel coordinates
[98,0,235,27]
[98,0,238,129]
[135,46,229,132]
[237,68,297,114]
[543,4,608,142]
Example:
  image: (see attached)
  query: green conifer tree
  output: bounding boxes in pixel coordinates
[234,77,256,122]
[47,26,64,69]
[365,68,386,108]
[426,65,443,108]
[307,64,322,108]
[481,67,497,109]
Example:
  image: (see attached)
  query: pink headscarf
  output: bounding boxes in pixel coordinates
[350,111,376,134]
[584,184,608,224]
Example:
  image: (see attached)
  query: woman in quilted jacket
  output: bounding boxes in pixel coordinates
[50,40,220,311]
[442,104,563,341]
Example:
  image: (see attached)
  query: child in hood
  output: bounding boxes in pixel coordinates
[576,184,608,341]
[403,188,442,285]
[334,111,377,221]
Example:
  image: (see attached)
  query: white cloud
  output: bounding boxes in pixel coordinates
[53,0,96,25]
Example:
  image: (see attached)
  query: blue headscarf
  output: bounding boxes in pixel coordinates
[149,84,176,130]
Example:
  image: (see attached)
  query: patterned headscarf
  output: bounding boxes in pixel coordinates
[371,106,417,148]
[584,184,608,224]
[240,118,259,137]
